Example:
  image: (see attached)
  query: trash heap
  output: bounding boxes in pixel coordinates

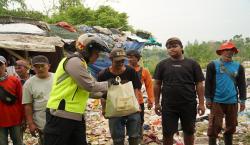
[19,98,250,145]
[85,98,250,145]
[85,99,163,145]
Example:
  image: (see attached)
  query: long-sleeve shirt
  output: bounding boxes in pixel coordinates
[49,55,108,121]
[205,60,246,104]
[130,65,154,105]
[0,76,24,127]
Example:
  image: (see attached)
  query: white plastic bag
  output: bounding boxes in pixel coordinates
[105,76,140,117]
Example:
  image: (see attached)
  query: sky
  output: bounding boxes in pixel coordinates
[25,0,250,46]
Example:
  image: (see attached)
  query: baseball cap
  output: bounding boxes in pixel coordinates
[165,37,183,48]
[31,55,49,65]
[0,56,7,64]
[110,48,127,61]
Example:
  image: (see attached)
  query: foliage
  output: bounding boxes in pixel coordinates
[184,35,250,68]
[0,9,47,20]
[1,1,132,31]
[185,41,217,68]
[136,30,152,39]
[142,47,167,74]
[47,5,131,31]
[142,35,250,74]
[231,35,250,62]
[47,6,94,25]
[58,0,81,12]
[94,6,129,30]
[0,0,26,10]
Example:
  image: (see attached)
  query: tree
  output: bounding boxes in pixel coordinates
[59,0,81,12]
[89,6,129,30]
[142,48,167,74]
[47,5,132,31]
[185,41,217,68]
[0,0,26,10]
[0,9,47,21]
[47,5,94,24]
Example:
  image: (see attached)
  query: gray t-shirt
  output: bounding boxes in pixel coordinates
[22,73,54,130]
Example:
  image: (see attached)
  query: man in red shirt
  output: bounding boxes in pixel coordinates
[0,55,24,145]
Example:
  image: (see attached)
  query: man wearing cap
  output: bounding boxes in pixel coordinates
[0,55,24,145]
[15,59,32,85]
[22,55,54,145]
[153,37,205,145]
[126,50,154,142]
[98,48,142,145]
[205,42,246,145]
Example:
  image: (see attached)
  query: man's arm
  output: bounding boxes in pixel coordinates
[196,81,205,116]
[143,69,154,108]
[22,81,37,136]
[237,65,247,112]
[154,80,162,116]
[89,92,105,99]
[205,62,215,109]
[134,88,140,97]
[24,104,37,136]
[65,57,108,93]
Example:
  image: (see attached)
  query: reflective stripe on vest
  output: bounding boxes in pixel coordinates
[47,57,89,114]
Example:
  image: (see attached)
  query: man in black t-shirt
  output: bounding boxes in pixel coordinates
[98,48,141,145]
[153,37,205,145]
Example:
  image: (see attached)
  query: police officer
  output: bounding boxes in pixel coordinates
[44,34,112,145]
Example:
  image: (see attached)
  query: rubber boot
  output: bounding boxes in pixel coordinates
[224,134,233,145]
[128,137,139,145]
[208,137,217,145]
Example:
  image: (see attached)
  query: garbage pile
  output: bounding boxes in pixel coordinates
[19,98,250,145]
[85,99,162,145]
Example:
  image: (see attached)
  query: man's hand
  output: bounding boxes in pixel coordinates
[101,92,107,99]
[154,104,162,116]
[198,103,205,116]
[148,103,153,110]
[206,102,212,109]
[240,103,245,112]
[108,78,119,87]
[28,122,38,137]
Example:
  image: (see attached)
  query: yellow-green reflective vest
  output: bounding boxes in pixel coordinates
[47,57,89,114]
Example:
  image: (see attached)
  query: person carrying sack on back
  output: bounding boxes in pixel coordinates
[0,55,24,145]
[205,42,246,145]
[98,48,142,145]
[126,50,154,142]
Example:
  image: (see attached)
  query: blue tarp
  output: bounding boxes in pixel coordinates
[89,35,147,78]
[52,24,161,78]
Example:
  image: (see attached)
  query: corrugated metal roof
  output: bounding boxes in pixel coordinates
[0,23,47,35]
[0,34,63,52]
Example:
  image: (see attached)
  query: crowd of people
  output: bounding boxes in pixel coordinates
[0,34,247,145]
